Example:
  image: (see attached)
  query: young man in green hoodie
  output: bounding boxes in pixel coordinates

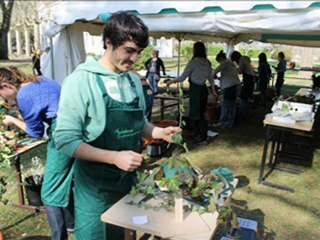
[52,12,181,240]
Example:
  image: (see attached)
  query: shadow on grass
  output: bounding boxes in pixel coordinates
[21,237,50,240]
[0,59,31,63]
[254,190,320,219]
[235,175,250,189]
[231,206,277,240]
[212,204,276,240]
[1,213,36,231]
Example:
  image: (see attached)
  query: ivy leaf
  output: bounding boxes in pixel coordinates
[172,133,183,145]
[152,167,164,181]
[182,142,189,152]
[218,206,233,222]
[146,185,156,195]
[179,87,184,97]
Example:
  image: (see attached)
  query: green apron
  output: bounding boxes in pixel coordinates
[41,119,74,207]
[188,81,208,121]
[74,75,145,240]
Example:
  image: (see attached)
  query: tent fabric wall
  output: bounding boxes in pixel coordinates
[39,1,320,83]
[41,23,86,84]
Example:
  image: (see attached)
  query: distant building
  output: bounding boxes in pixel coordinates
[83,33,174,58]
[150,37,174,58]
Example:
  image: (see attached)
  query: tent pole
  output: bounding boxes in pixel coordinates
[177,37,181,77]
[225,39,235,59]
[49,37,55,79]
[177,38,182,90]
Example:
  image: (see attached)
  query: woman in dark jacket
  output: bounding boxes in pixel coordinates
[32,49,42,76]
[258,53,271,107]
[144,50,166,94]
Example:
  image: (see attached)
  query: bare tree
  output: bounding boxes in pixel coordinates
[0,0,14,60]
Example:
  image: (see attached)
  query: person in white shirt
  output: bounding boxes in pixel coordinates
[167,42,217,145]
[213,51,240,128]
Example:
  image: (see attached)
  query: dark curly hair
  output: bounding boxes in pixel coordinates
[102,11,149,50]
[216,50,226,62]
[231,51,242,64]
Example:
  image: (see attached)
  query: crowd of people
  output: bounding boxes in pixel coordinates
[0,11,287,240]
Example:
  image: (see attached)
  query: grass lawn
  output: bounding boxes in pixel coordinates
[0,60,319,239]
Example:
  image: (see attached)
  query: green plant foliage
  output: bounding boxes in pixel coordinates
[207,45,224,57]
[0,112,16,164]
[171,133,189,153]
[134,45,154,71]
[0,101,27,164]
[181,42,193,61]
[130,154,235,222]
[0,175,8,205]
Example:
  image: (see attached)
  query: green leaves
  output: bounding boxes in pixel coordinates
[0,176,8,205]
[218,206,233,222]
[130,152,236,225]
[171,133,189,152]
[172,133,183,145]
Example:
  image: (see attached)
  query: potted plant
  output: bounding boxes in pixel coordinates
[129,86,237,229]
[23,156,44,206]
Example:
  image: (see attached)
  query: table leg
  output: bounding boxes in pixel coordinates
[125,229,136,240]
[14,155,25,206]
[160,99,164,120]
[258,126,271,183]
[268,140,276,166]
[139,234,152,240]
[259,126,295,192]
[274,131,282,166]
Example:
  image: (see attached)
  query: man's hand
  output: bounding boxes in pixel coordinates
[160,126,182,143]
[113,150,144,172]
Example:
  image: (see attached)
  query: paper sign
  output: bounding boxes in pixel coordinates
[237,217,258,231]
[132,216,148,225]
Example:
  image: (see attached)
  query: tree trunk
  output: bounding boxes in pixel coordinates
[0,0,14,60]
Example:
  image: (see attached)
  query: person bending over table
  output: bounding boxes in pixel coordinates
[231,51,256,119]
[0,67,74,240]
[213,50,240,128]
[53,12,181,240]
[166,41,216,145]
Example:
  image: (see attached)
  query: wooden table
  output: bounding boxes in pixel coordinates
[154,94,188,120]
[258,117,315,192]
[101,179,238,240]
[9,139,47,212]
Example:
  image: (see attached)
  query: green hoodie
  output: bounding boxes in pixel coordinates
[53,57,146,157]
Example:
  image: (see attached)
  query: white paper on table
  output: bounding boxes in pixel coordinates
[132,215,148,225]
[237,217,258,231]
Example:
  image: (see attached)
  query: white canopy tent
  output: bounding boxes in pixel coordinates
[39,1,320,83]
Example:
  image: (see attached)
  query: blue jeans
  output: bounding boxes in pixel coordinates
[220,99,236,127]
[45,205,74,240]
[147,73,160,94]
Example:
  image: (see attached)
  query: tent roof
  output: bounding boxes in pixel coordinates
[40,1,320,47]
